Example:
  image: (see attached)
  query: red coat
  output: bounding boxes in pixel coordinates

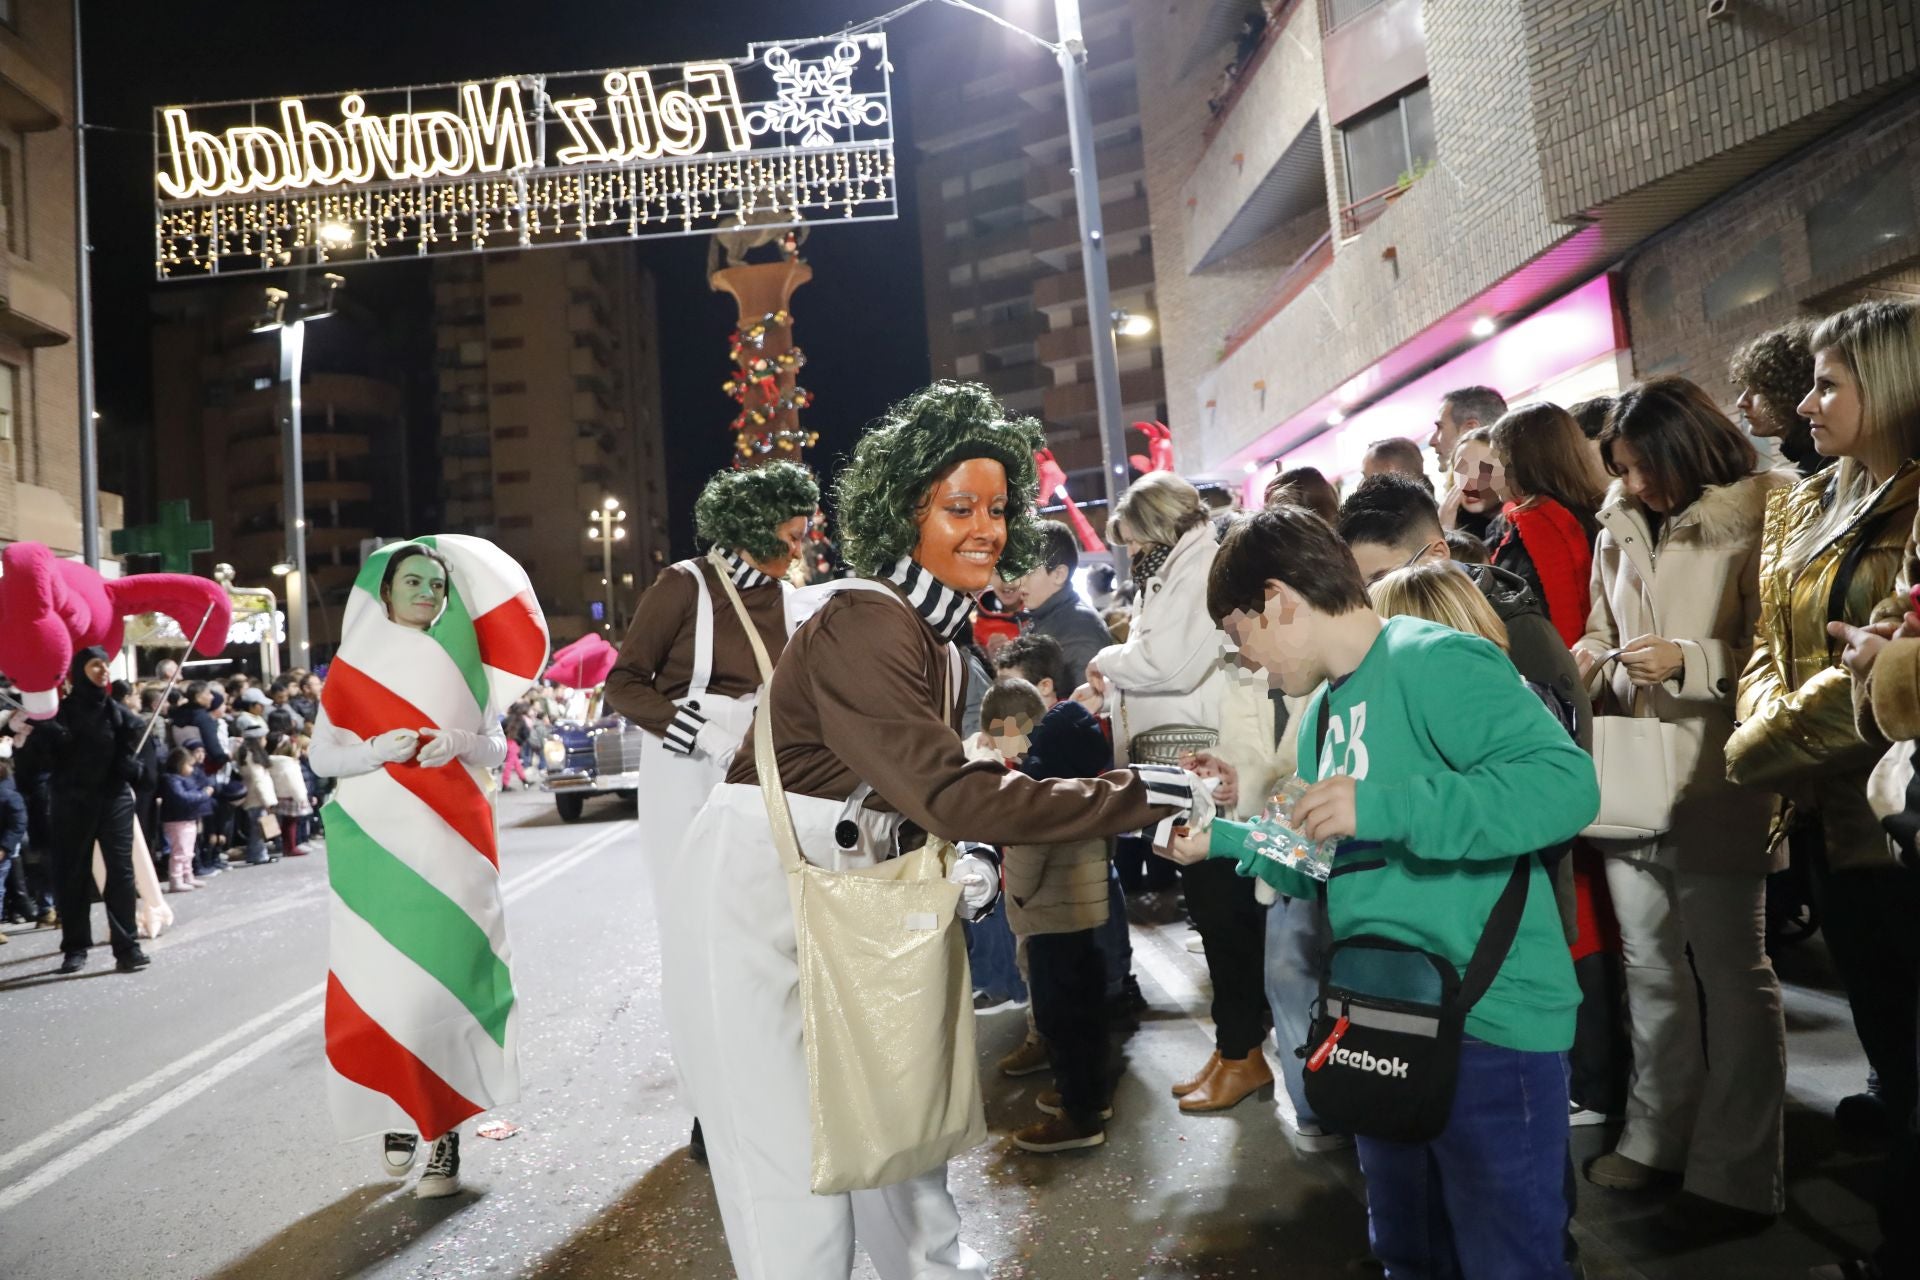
[1494,500,1594,648]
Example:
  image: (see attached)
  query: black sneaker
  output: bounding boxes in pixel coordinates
[116,948,151,973]
[57,952,85,975]
[414,1132,460,1198]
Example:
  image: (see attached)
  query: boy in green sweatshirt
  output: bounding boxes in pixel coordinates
[1159,506,1598,1280]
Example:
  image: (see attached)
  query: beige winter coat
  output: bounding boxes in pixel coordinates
[1576,470,1795,875]
[1003,837,1111,937]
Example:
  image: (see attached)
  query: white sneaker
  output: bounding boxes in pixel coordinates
[1568,1100,1609,1128]
[380,1132,418,1176]
[1184,933,1206,954]
[414,1132,460,1198]
[1286,1120,1354,1154]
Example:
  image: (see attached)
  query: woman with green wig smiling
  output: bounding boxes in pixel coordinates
[659,382,1206,1279]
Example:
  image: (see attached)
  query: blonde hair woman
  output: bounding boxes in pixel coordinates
[1087,470,1263,1114]
[1369,560,1511,651]
[1727,299,1920,1148]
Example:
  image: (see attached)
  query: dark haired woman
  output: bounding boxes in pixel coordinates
[309,537,549,1200]
[1573,377,1795,1231]
[1729,319,1825,477]
[605,459,818,1162]
[663,382,1200,1278]
[1488,403,1611,646]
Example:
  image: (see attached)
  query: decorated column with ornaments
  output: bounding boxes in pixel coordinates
[711,249,816,462]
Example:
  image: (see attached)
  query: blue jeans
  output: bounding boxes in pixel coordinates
[1265,894,1330,1128]
[1355,1040,1573,1280]
[965,902,1027,1003]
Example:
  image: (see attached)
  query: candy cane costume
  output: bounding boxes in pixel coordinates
[308,536,547,1193]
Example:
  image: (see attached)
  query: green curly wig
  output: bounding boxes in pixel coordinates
[693,460,821,561]
[834,380,1046,578]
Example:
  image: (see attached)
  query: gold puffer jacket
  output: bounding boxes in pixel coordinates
[1727,462,1920,872]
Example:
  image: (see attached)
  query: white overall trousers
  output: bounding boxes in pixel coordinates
[660,581,984,1280]
[634,560,770,906]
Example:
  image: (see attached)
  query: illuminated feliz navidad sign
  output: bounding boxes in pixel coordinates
[153,36,895,278]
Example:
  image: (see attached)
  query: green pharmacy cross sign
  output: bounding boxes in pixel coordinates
[111,499,214,573]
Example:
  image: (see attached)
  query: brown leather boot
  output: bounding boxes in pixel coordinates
[1178,1049,1272,1113]
[1170,1050,1222,1098]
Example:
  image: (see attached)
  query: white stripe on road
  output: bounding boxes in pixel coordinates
[0,820,635,1212]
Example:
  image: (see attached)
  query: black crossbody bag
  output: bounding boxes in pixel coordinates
[1298,696,1532,1144]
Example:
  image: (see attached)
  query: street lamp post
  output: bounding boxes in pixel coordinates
[1053,0,1132,584]
[73,0,100,568]
[586,497,627,634]
[253,273,343,669]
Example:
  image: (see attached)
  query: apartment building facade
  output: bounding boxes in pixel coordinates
[910,0,1164,499]
[0,0,120,555]
[432,245,669,642]
[150,285,411,650]
[1132,0,1920,491]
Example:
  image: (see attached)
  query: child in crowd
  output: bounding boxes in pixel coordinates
[1161,507,1599,1278]
[235,741,278,865]
[159,746,215,892]
[268,733,313,856]
[978,676,1120,1154]
[0,760,25,937]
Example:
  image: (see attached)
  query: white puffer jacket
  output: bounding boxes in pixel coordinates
[1095,522,1231,764]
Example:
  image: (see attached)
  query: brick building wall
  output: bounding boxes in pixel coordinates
[1623,89,1920,400]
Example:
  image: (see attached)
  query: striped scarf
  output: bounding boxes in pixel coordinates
[715,546,776,591]
[882,556,975,644]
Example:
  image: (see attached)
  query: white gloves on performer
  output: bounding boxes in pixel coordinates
[1131,763,1217,848]
[692,719,741,770]
[417,726,494,768]
[369,728,420,764]
[948,842,1002,922]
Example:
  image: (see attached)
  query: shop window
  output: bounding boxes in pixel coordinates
[1703,236,1784,320]
[1807,167,1917,279]
[1341,83,1434,207]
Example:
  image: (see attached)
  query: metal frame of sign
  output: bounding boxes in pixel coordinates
[153,34,897,278]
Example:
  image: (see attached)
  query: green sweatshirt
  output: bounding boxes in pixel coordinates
[1210,615,1597,1053]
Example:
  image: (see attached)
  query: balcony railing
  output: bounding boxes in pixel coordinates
[1338,183,1402,239]
[1220,228,1333,361]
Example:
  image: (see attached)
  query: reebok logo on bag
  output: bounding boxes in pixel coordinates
[1328,1045,1410,1078]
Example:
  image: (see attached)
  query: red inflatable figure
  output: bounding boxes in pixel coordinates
[1127,420,1175,475]
[544,632,619,689]
[0,542,232,718]
[1034,448,1108,555]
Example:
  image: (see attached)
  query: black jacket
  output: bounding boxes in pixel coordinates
[169,703,229,769]
[1022,588,1115,691]
[0,776,26,855]
[22,651,144,797]
[1460,561,1593,751]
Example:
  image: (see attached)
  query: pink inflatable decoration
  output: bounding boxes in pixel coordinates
[544,632,618,689]
[0,542,233,717]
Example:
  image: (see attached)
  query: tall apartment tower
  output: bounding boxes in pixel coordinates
[909,0,1163,502]
[432,245,669,642]
[150,285,412,651]
[0,0,120,555]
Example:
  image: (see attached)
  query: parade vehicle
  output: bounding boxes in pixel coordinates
[542,693,644,822]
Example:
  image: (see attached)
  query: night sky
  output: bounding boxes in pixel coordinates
[86,0,946,558]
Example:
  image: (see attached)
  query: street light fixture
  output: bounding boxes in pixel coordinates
[1112,308,1154,338]
[253,272,345,668]
[317,220,355,251]
[587,497,628,633]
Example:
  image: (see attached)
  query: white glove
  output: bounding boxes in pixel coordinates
[961,731,1003,764]
[1132,763,1215,848]
[693,718,742,766]
[948,849,999,919]
[417,727,471,768]
[369,728,420,764]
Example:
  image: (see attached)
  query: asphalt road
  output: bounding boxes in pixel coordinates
[0,789,1890,1278]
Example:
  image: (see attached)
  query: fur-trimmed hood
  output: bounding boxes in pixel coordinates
[1599,467,1797,550]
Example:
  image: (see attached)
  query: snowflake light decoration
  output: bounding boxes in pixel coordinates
[746,40,890,148]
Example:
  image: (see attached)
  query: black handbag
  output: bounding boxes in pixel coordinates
[1300,854,1531,1144]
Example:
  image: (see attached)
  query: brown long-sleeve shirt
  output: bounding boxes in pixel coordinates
[726,584,1177,843]
[603,558,788,736]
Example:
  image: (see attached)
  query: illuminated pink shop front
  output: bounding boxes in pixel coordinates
[1237,274,1631,504]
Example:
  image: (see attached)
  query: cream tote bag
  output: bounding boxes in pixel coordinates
[1580,681,1683,841]
[715,561,987,1194]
